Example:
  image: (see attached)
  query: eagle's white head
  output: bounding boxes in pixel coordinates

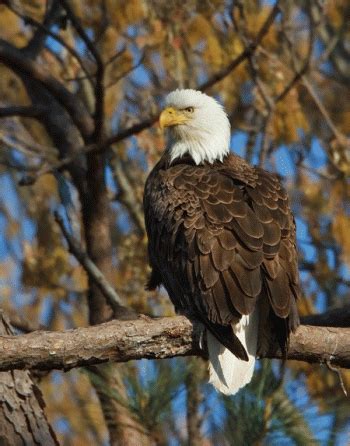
[160,89,231,165]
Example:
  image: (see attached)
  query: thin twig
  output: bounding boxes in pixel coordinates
[113,158,145,235]
[298,162,339,181]
[275,14,314,104]
[17,113,160,185]
[258,42,349,152]
[326,360,348,397]
[58,0,105,141]
[63,48,127,82]
[199,2,281,91]
[0,128,56,156]
[54,210,123,309]
[302,76,349,145]
[246,53,275,166]
[105,47,127,66]
[105,54,146,90]
[6,3,92,81]
[58,0,101,63]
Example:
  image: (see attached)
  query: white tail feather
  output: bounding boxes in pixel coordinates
[208,310,259,395]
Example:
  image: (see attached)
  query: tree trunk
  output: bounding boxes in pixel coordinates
[89,364,153,446]
[0,311,58,446]
[81,149,152,446]
[186,359,204,446]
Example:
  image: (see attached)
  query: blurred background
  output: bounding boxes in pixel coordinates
[0,0,349,444]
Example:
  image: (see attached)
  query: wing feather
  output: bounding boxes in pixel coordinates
[199,254,219,289]
[211,237,234,271]
[222,269,256,315]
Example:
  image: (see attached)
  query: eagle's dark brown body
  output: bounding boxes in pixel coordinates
[144,153,300,360]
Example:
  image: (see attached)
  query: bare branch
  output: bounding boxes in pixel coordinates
[114,158,145,235]
[326,360,348,397]
[58,0,101,64]
[0,105,46,118]
[54,211,124,309]
[105,53,146,90]
[0,315,348,372]
[274,21,314,104]
[0,38,94,140]
[301,305,350,328]
[199,2,281,91]
[6,2,92,81]
[106,115,160,146]
[20,0,61,57]
[302,75,349,146]
[58,0,105,141]
[0,127,56,156]
[8,314,45,333]
[17,114,160,185]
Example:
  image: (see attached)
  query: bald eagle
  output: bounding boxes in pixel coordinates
[144,89,300,395]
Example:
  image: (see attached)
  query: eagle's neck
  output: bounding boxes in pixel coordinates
[166,122,231,165]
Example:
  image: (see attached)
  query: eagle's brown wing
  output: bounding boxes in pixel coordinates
[144,154,300,358]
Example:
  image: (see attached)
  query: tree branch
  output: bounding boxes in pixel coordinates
[6,2,92,80]
[54,211,124,309]
[302,75,349,146]
[0,105,46,118]
[0,315,348,372]
[0,38,94,140]
[199,2,281,91]
[58,0,105,141]
[21,0,61,57]
[114,158,145,235]
[17,115,160,186]
[301,305,350,328]
[274,7,314,104]
[8,312,45,333]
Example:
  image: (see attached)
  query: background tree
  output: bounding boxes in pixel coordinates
[0,0,349,444]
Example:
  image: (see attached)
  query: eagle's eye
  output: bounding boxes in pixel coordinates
[185,107,194,113]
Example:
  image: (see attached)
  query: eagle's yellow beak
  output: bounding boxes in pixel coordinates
[159,107,189,130]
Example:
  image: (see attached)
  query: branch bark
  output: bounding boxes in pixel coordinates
[0,316,348,372]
